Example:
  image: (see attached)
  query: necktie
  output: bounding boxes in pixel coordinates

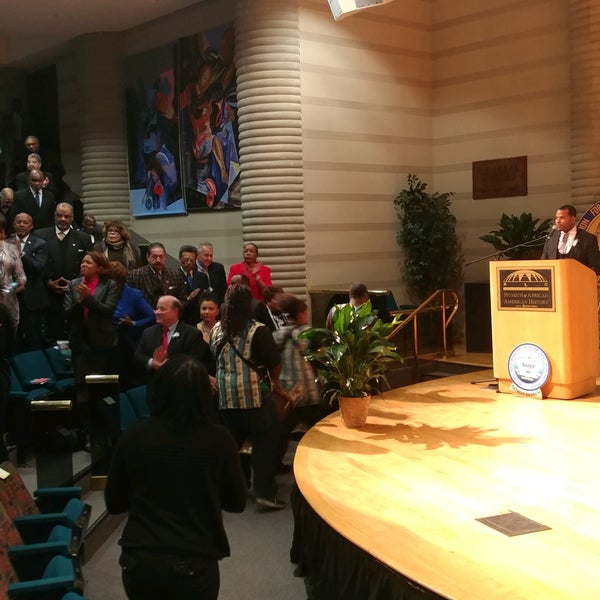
[57,231,65,241]
[187,272,194,288]
[559,232,568,254]
[35,191,41,207]
[162,327,169,350]
[16,238,22,254]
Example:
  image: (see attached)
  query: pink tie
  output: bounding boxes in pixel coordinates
[162,327,169,350]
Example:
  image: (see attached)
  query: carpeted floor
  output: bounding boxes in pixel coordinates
[83,450,307,600]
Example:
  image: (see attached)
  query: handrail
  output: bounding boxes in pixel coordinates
[386,288,459,359]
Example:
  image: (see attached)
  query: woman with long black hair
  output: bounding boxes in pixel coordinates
[210,282,284,510]
[105,355,247,600]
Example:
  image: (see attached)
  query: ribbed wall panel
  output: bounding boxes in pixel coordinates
[569,0,600,209]
[235,0,307,296]
[78,34,131,225]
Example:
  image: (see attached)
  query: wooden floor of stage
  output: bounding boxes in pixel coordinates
[294,369,600,599]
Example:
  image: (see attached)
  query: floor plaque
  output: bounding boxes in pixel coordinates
[476,511,551,537]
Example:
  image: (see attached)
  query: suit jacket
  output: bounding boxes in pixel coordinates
[127,265,186,308]
[180,267,207,326]
[64,276,119,349]
[34,227,93,280]
[83,227,103,245]
[133,321,209,375]
[10,188,56,229]
[10,233,48,311]
[196,261,227,305]
[541,228,600,274]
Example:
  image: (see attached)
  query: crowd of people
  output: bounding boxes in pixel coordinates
[0,142,329,512]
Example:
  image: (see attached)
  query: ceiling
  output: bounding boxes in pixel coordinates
[0,0,202,67]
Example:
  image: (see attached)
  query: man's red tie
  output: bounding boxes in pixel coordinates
[162,327,169,350]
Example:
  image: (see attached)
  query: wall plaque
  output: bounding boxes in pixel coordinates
[496,267,555,311]
[473,156,527,200]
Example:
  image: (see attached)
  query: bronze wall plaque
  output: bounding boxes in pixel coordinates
[473,156,527,200]
[497,266,554,311]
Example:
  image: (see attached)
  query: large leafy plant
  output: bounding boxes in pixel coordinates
[298,302,401,405]
[479,212,552,259]
[394,174,462,302]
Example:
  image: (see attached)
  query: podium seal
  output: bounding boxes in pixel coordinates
[507,343,550,396]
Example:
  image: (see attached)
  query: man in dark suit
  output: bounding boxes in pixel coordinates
[134,295,209,382]
[179,244,205,325]
[80,214,103,245]
[127,242,186,308]
[10,212,49,350]
[541,204,600,274]
[9,169,55,229]
[196,241,227,305]
[34,202,93,343]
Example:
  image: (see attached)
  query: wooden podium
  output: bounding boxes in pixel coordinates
[489,259,599,399]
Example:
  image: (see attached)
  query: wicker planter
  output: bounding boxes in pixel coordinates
[339,394,371,428]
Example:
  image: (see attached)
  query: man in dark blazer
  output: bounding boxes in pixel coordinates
[9,169,56,229]
[80,214,103,245]
[196,242,227,305]
[541,204,600,275]
[134,295,209,383]
[179,244,205,325]
[127,242,186,308]
[10,212,48,350]
[34,202,93,343]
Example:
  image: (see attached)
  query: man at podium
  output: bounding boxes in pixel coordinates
[541,204,600,275]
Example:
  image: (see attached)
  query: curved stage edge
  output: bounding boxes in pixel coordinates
[292,370,600,600]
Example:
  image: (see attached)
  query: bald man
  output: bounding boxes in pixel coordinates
[0,188,13,223]
[133,295,209,381]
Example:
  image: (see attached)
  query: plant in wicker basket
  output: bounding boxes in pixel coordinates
[298,302,402,427]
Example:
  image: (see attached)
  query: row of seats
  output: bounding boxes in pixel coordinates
[0,461,90,599]
[7,349,149,464]
[10,348,75,399]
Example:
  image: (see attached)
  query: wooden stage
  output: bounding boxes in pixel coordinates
[294,369,600,599]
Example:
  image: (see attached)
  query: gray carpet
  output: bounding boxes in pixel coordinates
[83,455,307,599]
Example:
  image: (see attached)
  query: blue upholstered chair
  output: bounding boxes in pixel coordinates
[9,351,75,395]
[7,554,84,599]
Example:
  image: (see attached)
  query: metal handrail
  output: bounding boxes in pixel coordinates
[386,288,460,359]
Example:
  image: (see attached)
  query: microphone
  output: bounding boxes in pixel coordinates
[547,224,557,238]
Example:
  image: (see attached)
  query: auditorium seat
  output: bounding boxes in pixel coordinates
[1,500,78,581]
[0,462,91,545]
[9,351,75,395]
[43,348,75,380]
[7,554,84,600]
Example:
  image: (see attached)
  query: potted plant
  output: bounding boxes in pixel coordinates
[393,174,462,303]
[298,302,401,428]
[479,212,552,259]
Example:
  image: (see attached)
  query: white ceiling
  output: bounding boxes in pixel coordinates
[0,0,201,67]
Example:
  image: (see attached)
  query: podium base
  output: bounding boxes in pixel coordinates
[498,376,597,400]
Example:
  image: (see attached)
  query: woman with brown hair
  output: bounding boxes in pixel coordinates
[94,220,142,270]
[64,251,120,387]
